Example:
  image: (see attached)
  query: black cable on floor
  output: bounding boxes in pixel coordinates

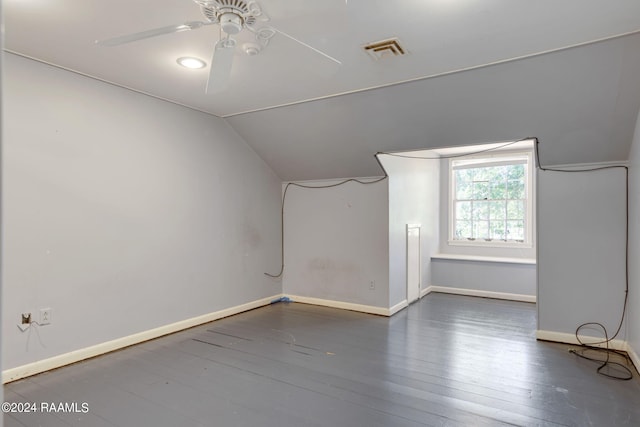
[535,138,632,380]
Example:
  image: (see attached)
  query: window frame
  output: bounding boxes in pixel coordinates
[448,150,534,248]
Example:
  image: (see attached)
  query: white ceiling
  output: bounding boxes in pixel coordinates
[5,0,640,180]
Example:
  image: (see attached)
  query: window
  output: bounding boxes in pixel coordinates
[450,151,533,247]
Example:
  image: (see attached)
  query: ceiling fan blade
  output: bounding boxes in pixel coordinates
[274,28,341,65]
[206,40,235,94]
[95,21,209,46]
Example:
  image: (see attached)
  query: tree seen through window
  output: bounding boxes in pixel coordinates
[453,162,526,242]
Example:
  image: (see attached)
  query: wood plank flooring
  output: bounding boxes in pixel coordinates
[4,293,640,426]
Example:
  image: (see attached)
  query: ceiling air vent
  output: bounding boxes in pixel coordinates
[363,38,407,60]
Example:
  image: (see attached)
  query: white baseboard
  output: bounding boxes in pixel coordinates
[421,286,432,298]
[627,342,640,374]
[425,285,536,303]
[286,294,392,316]
[389,299,408,315]
[4,289,549,384]
[431,253,536,265]
[2,294,282,384]
[535,330,627,351]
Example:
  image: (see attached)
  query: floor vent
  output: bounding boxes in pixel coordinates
[363,38,407,60]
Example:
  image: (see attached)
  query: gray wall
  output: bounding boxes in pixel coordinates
[1,1,4,408]
[628,110,640,356]
[431,259,536,297]
[537,165,627,338]
[2,54,282,370]
[378,155,440,307]
[282,179,389,308]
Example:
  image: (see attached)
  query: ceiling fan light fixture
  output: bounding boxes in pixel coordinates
[219,12,243,34]
[177,57,207,69]
[243,42,261,56]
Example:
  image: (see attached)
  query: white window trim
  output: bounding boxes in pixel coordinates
[448,150,534,249]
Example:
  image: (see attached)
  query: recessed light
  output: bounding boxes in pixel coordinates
[177,57,206,69]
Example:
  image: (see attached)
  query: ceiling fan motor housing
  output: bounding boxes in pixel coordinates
[195,0,257,27]
[219,12,243,34]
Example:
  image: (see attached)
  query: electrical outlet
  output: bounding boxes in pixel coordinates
[40,308,52,325]
[369,280,376,290]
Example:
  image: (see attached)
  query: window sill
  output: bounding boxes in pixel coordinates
[448,239,533,249]
[431,253,536,265]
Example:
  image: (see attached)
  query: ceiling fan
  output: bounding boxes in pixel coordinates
[96,0,341,94]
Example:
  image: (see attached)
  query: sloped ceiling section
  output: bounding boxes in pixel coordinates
[4,0,640,181]
[227,33,640,181]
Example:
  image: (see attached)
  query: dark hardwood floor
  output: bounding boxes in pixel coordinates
[4,293,640,426]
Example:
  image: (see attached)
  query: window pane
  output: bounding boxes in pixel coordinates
[507,164,525,179]
[506,200,524,219]
[490,180,506,200]
[455,221,472,239]
[456,181,472,200]
[473,221,489,240]
[473,167,490,181]
[450,155,530,245]
[455,168,474,183]
[456,201,472,220]
[507,179,525,199]
[506,220,524,241]
[492,165,507,179]
[489,201,506,220]
[472,201,489,220]
[490,221,507,240]
[472,181,489,199]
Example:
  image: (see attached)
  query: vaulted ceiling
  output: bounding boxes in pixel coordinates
[5,0,640,180]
